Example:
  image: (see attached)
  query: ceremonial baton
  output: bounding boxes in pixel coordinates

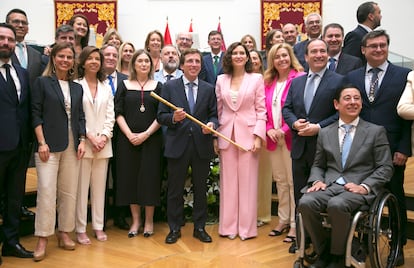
[150,92,248,152]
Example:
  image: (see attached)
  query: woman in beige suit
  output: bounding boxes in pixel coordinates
[75,46,115,244]
[397,70,414,151]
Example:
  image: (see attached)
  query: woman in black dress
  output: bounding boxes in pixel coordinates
[114,49,162,238]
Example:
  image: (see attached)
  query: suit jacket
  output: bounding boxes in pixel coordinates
[346,63,412,156]
[343,25,369,63]
[32,75,86,152]
[307,119,393,197]
[265,69,305,151]
[199,53,224,86]
[75,78,115,158]
[216,73,267,150]
[0,62,32,151]
[12,45,43,87]
[282,70,344,159]
[335,52,363,75]
[293,40,309,68]
[157,77,218,159]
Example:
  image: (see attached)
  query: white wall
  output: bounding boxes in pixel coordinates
[1,0,413,59]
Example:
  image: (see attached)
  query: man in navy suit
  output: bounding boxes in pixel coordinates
[343,1,382,63]
[199,30,224,86]
[293,13,322,68]
[100,44,130,231]
[158,48,218,244]
[322,23,362,75]
[0,23,33,263]
[346,30,411,266]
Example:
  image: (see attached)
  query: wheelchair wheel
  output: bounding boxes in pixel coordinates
[368,192,400,268]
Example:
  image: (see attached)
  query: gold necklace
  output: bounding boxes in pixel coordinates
[137,79,149,112]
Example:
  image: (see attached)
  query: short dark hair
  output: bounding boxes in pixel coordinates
[305,39,328,55]
[55,24,74,39]
[5,8,27,23]
[361,30,389,47]
[322,23,344,37]
[357,2,377,23]
[208,30,223,40]
[77,46,105,82]
[334,84,361,101]
[222,42,253,74]
[0,22,16,38]
[179,48,203,66]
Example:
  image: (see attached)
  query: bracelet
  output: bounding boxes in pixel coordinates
[79,136,86,142]
[38,140,47,146]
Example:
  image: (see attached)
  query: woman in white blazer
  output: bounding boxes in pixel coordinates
[397,70,414,152]
[75,46,115,244]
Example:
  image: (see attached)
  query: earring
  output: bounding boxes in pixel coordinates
[69,67,75,76]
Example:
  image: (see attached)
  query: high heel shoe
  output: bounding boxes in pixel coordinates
[128,230,138,238]
[57,232,75,250]
[94,230,107,241]
[268,224,290,236]
[143,231,154,238]
[33,237,47,262]
[76,232,91,245]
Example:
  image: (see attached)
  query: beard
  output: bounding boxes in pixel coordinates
[163,61,178,72]
[0,47,14,59]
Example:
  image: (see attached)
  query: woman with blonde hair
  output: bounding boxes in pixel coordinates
[103,28,123,49]
[264,43,304,246]
[117,42,135,76]
[144,30,164,72]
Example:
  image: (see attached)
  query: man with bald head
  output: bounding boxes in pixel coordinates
[282,23,298,47]
[154,45,183,83]
[176,32,193,54]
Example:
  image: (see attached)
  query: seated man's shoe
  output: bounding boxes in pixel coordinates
[114,217,129,230]
[288,240,297,254]
[21,206,35,218]
[2,243,34,258]
[309,251,331,268]
[396,248,404,266]
[327,254,345,268]
[193,228,212,243]
[165,230,181,244]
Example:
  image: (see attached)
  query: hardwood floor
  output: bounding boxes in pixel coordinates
[4,217,414,267]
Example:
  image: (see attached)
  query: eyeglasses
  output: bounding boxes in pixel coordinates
[10,19,29,26]
[365,43,387,49]
[179,37,192,42]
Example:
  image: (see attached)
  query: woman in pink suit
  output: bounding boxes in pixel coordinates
[215,42,267,240]
[264,43,304,243]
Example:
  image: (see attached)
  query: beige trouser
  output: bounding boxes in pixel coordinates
[257,149,272,223]
[76,157,109,232]
[269,140,296,228]
[34,134,80,237]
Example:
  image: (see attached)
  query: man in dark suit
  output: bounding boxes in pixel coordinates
[293,13,322,68]
[322,23,362,75]
[158,48,218,244]
[343,1,382,63]
[101,44,129,231]
[199,30,224,86]
[346,30,411,266]
[7,8,43,218]
[283,39,344,253]
[298,85,393,268]
[0,23,34,263]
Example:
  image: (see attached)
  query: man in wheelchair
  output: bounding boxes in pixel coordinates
[297,85,394,268]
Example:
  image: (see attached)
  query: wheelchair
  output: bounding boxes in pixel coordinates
[293,190,401,268]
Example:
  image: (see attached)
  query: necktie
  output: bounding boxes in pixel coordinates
[187,82,195,113]
[304,74,317,113]
[368,68,381,103]
[213,55,219,75]
[17,43,27,69]
[108,75,115,96]
[3,64,18,102]
[328,57,336,71]
[166,74,173,81]
[341,124,353,168]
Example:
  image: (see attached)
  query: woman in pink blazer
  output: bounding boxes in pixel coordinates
[215,42,267,240]
[264,43,304,243]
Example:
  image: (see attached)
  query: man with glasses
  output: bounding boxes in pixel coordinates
[343,1,382,63]
[293,13,322,68]
[6,8,42,88]
[346,30,411,266]
[175,32,193,54]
